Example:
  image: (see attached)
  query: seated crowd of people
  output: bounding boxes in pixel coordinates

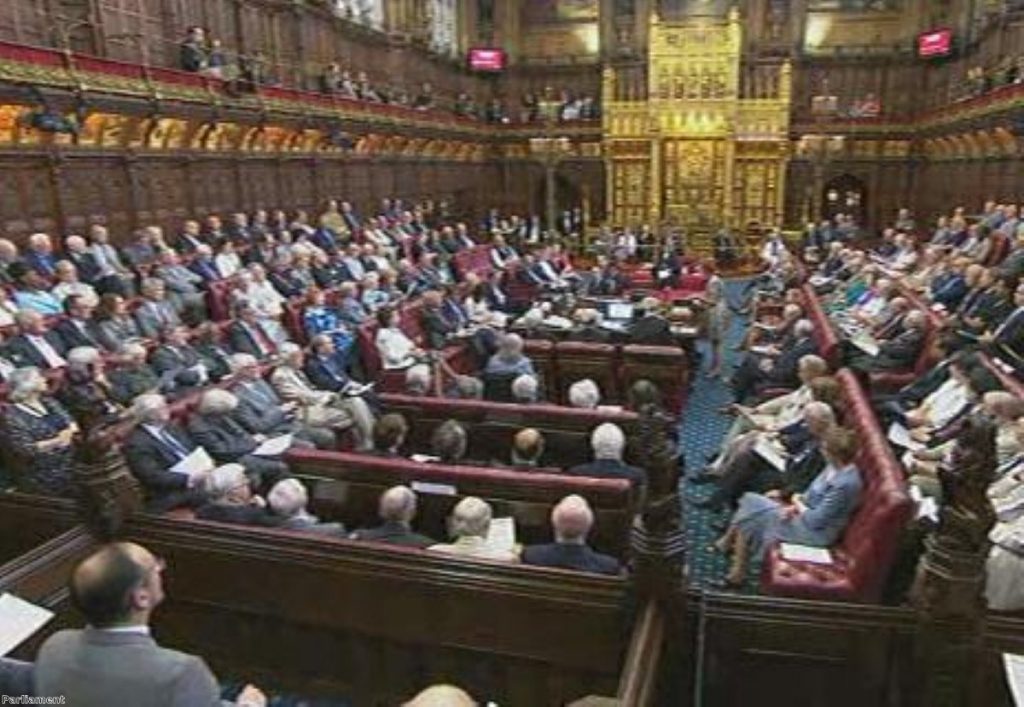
[685,201,1023,598]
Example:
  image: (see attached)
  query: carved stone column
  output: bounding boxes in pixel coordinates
[910,415,998,707]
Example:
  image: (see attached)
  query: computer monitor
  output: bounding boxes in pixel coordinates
[607,302,634,321]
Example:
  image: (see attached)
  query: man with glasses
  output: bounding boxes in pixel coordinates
[35,542,266,706]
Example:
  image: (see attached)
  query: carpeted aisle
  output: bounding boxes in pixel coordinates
[677,279,759,591]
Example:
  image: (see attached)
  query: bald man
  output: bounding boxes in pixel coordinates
[521,495,620,575]
[404,684,477,707]
[35,542,266,706]
[509,428,545,468]
[349,485,435,548]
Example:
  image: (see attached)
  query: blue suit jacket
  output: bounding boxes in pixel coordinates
[305,353,352,392]
[522,543,620,575]
[779,465,862,548]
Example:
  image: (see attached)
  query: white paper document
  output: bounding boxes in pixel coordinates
[410,481,457,496]
[252,434,293,457]
[1005,653,1024,706]
[749,345,776,356]
[410,454,441,464]
[779,543,833,565]
[888,422,926,452]
[850,333,880,356]
[486,517,517,554]
[169,447,216,479]
[0,593,54,656]
[343,381,376,397]
[753,437,788,472]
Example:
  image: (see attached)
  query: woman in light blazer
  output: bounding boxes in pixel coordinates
[712,426,863,589]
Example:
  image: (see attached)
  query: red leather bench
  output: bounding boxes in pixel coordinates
[761,368,912,602]
[980,353,1024,398]
[801,283,841,368]
[284,447,638,557]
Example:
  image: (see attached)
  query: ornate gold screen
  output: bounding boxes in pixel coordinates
[603,10,791,239]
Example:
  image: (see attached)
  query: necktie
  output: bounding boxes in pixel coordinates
[159,428,188,459]
[249,324,274,356]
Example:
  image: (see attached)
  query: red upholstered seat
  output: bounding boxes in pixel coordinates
[205,279,236,322]
[554,341,621,404]
[619,344,688,414]
[761,368,912,602]
[980,354,1024,398]
[801,284,841,367]
[523,339,557,399]
[869,317,937,392]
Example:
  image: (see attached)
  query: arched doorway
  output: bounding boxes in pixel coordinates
[532,173,583,222]
[821,174,867,225]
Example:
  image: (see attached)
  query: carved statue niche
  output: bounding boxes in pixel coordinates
[73,422,143,540]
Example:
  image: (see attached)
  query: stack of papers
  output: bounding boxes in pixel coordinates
[753,437,788,472]
[253,434,293,457]
[779,543,833,565]
[486,517,517,554]
[850,333,881,356]
[888,422,926,452]
[169,448,216,480]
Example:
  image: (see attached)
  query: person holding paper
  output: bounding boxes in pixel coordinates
[694,402,835,514]
[711,428,862,590]
[1,366,79,496]
[187,389,290,494]
[522,495,620,575]
[122,394,211,513]
[35,541,268,707]
[729,319,817,402]
[847,309,929,376]
[429,497,520,562]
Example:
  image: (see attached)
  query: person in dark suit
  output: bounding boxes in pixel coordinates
[54,295,105,351]
[134,278,182,340]
[34,541,267,707]
[568,423,646,488]
[23,232,58,279]
[228,352,334,449]
[304,334,358,393]
[227,302,278,361]
[370,413,408,458]
[421,289,457,350]
[569,308,613,343]
[522,495,620,575]
[122,394,208,512]
[629,297,673,345]
[187,244,222,284]
[6,309,67,370]
[849,310,929,375]
[694,402,835,513]
[984,281,1024,368]
[107,343,165,405]
[195,463,284,527]
[731,319,817,402]
[149,325,208,394]
[349,485,436,548]
[186,389,289,493]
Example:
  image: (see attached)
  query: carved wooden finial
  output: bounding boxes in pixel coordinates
[73,422,143,540]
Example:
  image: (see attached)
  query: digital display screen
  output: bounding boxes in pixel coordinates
[918,29,952,58]
[468,48,506,72]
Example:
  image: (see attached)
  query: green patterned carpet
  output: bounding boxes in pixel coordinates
[679,280,761,592]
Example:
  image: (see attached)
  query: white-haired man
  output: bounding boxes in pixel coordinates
[428,496,520,562]
[522,495,620,575]
[196,464,281,527]
[267,478,346,535]
[228,353,335,449]
[187,389,290,493]
[511,373,540,404]
[349,485,435,548]
[567,379,601,409]
[568,423,646,487]
[122,393,211,512]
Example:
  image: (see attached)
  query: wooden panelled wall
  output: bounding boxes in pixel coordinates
[0,151,502,240]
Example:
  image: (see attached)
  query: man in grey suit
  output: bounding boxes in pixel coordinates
[227,353,335,449]
[35,541,267,706]
[134,278,182,340]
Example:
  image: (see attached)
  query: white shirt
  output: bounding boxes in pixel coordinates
[28,334,66,367]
